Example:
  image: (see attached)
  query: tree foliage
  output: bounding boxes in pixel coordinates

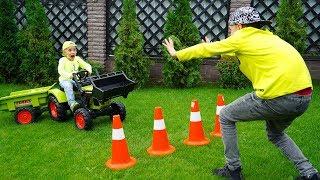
[17,0,58,85]
[0,0,20,83]
[114,0,150,88]
[275,0,307,54]
[162,0,202,87]
[216,56,250,89]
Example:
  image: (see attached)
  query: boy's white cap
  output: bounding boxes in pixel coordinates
[62,41,77,51]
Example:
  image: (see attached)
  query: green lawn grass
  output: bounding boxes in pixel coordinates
[0,83,319,179]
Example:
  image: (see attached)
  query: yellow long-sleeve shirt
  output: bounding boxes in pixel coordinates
[58,56,92,82]
[176,27,312,99]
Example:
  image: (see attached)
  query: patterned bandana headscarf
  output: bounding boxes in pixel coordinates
[228,6,271,26]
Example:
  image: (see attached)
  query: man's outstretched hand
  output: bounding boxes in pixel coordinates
[202,36,211,43]
[162,38,177,58]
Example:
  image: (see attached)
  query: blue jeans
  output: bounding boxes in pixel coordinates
[59,80,77,107]
[220,92,318,177]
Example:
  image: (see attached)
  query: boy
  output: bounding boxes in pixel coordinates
[163,6,319,180]
[58,41,92,112]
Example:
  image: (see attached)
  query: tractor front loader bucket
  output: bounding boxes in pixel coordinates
[91,71,136,101]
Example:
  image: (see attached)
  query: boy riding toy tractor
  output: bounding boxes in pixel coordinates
[48,70,135,130]
[0,70,136,130]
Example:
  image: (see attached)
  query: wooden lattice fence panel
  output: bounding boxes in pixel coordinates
[107,0,231,57]
[14,0,88,58]
[251,0,320,53]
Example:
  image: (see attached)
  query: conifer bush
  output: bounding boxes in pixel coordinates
[114,0,150,88]
[162,0,202,88]
[0,0,20,83]
[216,56,250,89]
[87,60,105,74]
[275,0,307,54]
[17,0,57,86]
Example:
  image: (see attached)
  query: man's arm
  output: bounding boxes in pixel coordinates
[163,36,239,62]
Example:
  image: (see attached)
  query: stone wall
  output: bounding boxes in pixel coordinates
[230,0,251,11]
[306,60,320,80]
[87,0,107,63]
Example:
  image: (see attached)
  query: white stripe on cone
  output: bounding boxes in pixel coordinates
[154,119,166,130]
[112,128,125,140]
[190,111,201,122]
[216,105,225,115]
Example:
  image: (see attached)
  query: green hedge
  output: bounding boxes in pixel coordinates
[114,0,150,88]
[216,56,250,89]
[17,0,57,86]
[0,0,20,83]
[162,0,202,88]
[275,0,307,54]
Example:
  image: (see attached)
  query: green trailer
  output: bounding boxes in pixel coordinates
[0,84,56,124]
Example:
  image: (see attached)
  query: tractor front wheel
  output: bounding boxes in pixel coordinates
[48,95,67,121]
[15,107,35,124]
[74,108,92,130]
[109,102,126,121]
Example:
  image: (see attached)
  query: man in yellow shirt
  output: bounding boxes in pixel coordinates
[58,41,92,112]
[163,6,318,180]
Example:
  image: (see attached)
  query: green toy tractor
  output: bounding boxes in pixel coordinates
[0,71,135,130]
[47,70,136,130]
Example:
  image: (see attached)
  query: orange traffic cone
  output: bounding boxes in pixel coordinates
[106,115,136,170]
[147,107,175,156]
[184,100,210,146]
[210,94,224,137]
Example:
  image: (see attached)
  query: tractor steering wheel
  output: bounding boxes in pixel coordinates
[73,70,89,82]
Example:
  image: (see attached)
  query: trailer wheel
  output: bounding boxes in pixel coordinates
[74,108,92,130]
[48,95,67,121]
[109,102,126,121]
[15,107,35,124]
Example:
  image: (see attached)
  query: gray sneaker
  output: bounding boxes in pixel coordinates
[296,173,320,180]
[213,165,244,180]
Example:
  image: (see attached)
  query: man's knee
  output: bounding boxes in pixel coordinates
[219,107,229,125]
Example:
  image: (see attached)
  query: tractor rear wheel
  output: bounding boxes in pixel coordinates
[74,108,92,130]
[109,102,126,121]
[48,95,67,121]
[14,107,35,124]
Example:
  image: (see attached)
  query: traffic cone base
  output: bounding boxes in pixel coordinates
[210,131,222,137]
[106,157,137,170]
[147,145,175,156]
[106,115,136,170]
[183,137,210,146]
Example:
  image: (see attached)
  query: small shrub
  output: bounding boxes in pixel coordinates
[162,36,202,87]
[114,0,150,88]
[17,0,57,86]
[87,60,105,75]
[0,0,20,83]
[216,56,250,89]
[162,0,202,88]
[275,0,307,54]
